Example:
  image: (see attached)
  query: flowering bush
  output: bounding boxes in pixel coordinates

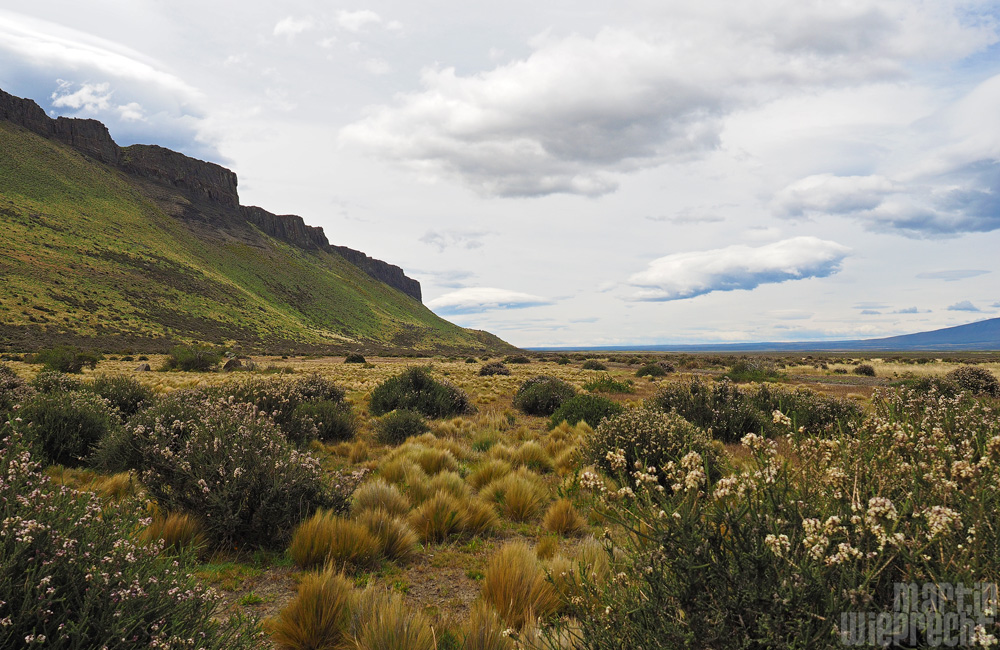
[558,388,1000,648]
[946,365,1000,397]
[0,430,262,649]
[18,391,119,467]
[0,364,32,417]
[369,366,473,418]
[513,376,576,416]
[87,374,154,421]
[31,370,83,394]
[95,391,343,548]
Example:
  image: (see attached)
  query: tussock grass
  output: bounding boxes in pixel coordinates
[542,499,587,537]
[512,440,555,473]
[355,509,418,563]
[480,542,560,630]
[346,587,435,650]
[409,489,466,542]
[467,459,513,491]
[482,472,549,522]
[458,497,500,538]
[267,567,355,650]
[351,479,412,519]
[463,601,514,650]
[411,447,459,475]
[290,510,380,570]
[428,470,471,500]
[141,512,208,555]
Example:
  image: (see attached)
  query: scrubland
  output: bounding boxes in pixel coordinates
[2,350,999,649]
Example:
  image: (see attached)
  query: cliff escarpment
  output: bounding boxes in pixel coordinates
[0,88,421,302]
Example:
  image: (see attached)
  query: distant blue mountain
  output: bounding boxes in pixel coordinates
[530,318,1000,352]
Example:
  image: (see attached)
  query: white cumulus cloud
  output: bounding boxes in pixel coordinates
[337,10,383,33]
[274,16,314,38]
[427,287,555,315]
[627,236,850,301]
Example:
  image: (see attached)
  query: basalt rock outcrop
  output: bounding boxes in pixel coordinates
[0,88,422,302]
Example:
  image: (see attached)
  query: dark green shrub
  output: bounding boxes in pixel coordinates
[465,357,477,363]
[87,375,154,421]
[946,365,1000,397]
[648,379,768,444]
[724,357,782,382]
[31,370,82,393]
[32,346,102,373]
[752,383,864,437]
[18,391,118,467]
[635,363,667,378]
[0,433,262,649]
[583,407,721,488]
[513,376,576,416]
[505,355,532,364]
[162,345,222,372]
[99,392,342,549]
[375,409,430,445]
[344,353,367,364]
[548,394,625,429]
[479,361,511,376]
[294,400,357,442]
[853,363,876,377]
[583,374,634,394]
[0,364,32,417]
[891,376,960,398]
[555,356,571,365]
[581,360,607,371]
[369,367,473,418]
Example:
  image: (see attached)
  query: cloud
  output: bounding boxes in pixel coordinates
[860,309,882,315]
[50,80,112,111]
[337,10,383,33]
[410,269,476,288]
[363,58,391,75]
[274,16,314,38]
[342,4,995,197]
[916,269,991,281]
[947,300,981,312]
[420,229,491,252]
[627,236,850,301]
[854,302,890,310]
[893,307,923,314]
[776,174,897,217]
[427,287,555,314]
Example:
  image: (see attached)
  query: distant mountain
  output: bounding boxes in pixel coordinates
[0,88,514,355]
[531,318,1000,352]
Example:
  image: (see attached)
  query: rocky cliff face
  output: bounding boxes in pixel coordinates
[0,88,422,302]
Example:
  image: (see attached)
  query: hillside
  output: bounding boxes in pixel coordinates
[0,89,514,355]
[532,318,1000,352]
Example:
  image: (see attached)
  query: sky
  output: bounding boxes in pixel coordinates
[1,1,999,348]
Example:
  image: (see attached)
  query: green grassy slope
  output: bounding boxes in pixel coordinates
[0,121,512,354]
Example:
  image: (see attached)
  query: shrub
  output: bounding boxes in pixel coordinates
[98,391,340,549]
[648,379,768,444]
[31,370,82,393]
[409,490,466,542]
[0,363,33,416]
[289,510,380,570]
[480,542,560,630]
[584,407,721,490]
[294,400,357,443]
[267,567,355,650]
[32,346,102,373]
[581,360,607,371]
[505,355,532,364]
[351,479,412,518]
[369,367,473,418]
[347,588,435,650]
[162,344,221,372]
[18,391,118,467]
[946,365,1000,397]
[355,509,418,562]
[752,383,864,437]
[344,353,367,364]
[853,363,876,377]
[724,357,783,382]
[582,374,634,394]
[891,375,961,398]
[0,433,261,649]
[635,363,667,378]
[555,356,571,365]
[513,376,576,416]
[87,374,153,421]
[479,362,511,376]
[548,394,624,429]
[542,498,587,537]
[375,410,430,445]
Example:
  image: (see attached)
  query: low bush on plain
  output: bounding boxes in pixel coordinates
[479,361,511,376]
[648,379,769,444]
[635,363,667,378]
[31,370,82,393]
[344,352,367,364]
[504,355,532,364]
[583,374,634,394]
[513,376,576,416]
[853,363,876,377]
[548,394,624,429]
[32,346,102,374]
[0,433,261,649]
[294,400,356,442]
[369,366,473,418]
[87,374,153,421]
[581,360,607,371]
[18,390,118,467]
[375,409,430,445]
[724,357,783,382]
[162,344,222,372]
[946,365,1000,397]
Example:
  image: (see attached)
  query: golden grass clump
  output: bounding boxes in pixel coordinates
[267,567,356,650]
[462,601,514,650]
[427,470,471,500]
[553,447,580,475]
[512,441,555,473]
[351,479,412,519]
[534,535,560,560]
[140,512,208,555]
[408,489,467,543]
[577,536,611,583]
[485,443,515,464]
[355,508,418,563]
[467,459,513,491]
[290,509,380,570]
[458,497,499,538]
[479,542,560,631]
[542,498,587,537]
[346,587,435,650]
[411,447,459,475]
[378,458,433,504]
[482,472,549,522]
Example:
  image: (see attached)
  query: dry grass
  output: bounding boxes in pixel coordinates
[479,542,560,631]
[458,497,500,538]
[512,441,555,473]
[346,587,435,650]
[482,472,549,522]
[462,601,514,650]
[355,508,418,563]
[542,499,587,537]
[428,470,472,500]
[468,459,513,491]
[267,566,355,650]
[351,479,411,518]
[140,512,208,555]
[290,510,380,570]
[411,447,460,475]
[409,490,467,543]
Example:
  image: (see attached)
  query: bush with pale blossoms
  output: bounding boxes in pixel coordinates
[0,363,33,417]
[93,390,344,549]
[0,428,262,649]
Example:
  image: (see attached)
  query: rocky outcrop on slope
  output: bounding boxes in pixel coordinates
[0,87,422,302]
